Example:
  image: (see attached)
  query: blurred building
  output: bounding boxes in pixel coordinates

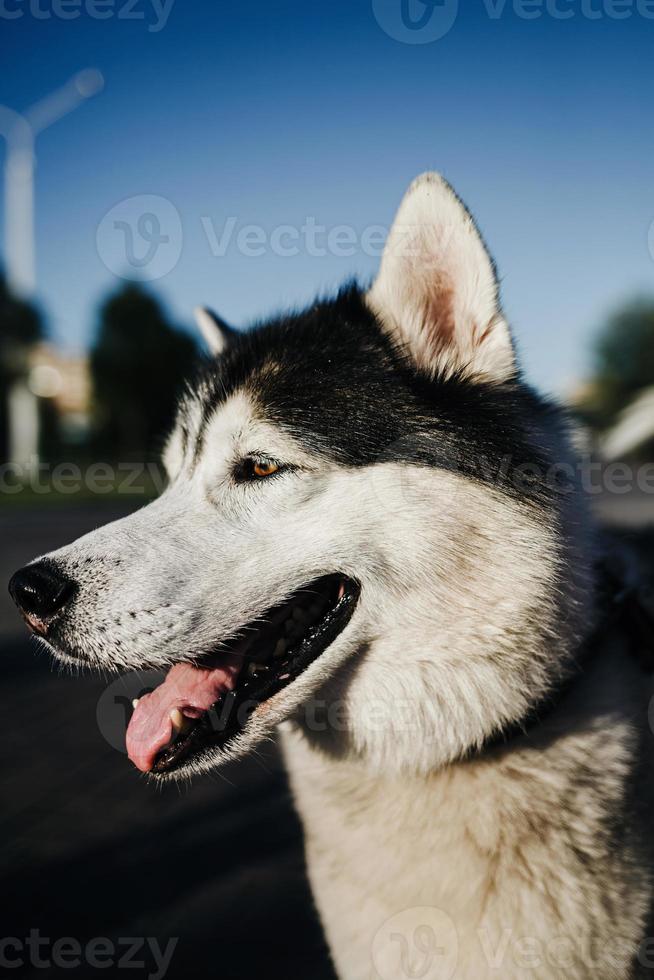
[28,342,91,442]
[6,343,91,469]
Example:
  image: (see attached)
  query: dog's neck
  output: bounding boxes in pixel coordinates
[478,557,654,758]
[282,631,652,979]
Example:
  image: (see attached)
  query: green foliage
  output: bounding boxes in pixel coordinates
[90,284,199,460]
[0,273,44,462]
[581,299,654,429]
[0,272,44,381]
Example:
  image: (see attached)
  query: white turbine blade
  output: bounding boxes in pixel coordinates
[26,69,104,134]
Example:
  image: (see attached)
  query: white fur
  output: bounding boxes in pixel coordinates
[283,688,648,980]
[194,306,230,355]
[367,173,515,383]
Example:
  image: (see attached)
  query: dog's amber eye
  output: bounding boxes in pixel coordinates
[252,460,279,478]
[233,456,287,483]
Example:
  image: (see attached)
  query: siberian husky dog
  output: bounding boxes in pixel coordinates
[9,174,654,979]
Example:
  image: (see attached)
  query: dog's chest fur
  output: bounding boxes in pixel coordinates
[282,644,654,980]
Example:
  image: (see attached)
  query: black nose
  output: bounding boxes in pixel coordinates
[8,561,77,633]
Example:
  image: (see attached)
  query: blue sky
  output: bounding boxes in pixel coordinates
[0,0,653,395]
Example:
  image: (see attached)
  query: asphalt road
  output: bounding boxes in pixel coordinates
[1,503,335,980]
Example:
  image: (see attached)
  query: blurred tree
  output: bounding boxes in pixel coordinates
[0,271,44,376]
[90,284,199,460]
[578,299,654,430]
[0,272,44,461]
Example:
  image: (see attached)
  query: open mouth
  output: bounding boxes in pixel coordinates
[126,574,359,775]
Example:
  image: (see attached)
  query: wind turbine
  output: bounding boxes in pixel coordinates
[0,68,104,297]
[0,69,103,474]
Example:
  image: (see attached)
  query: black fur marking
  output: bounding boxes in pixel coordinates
[183,285,567,509]
[179,421,189,457]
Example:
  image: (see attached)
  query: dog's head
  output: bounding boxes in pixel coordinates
[9,174,594,779]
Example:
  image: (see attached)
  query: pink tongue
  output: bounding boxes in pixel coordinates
[126,657,243,773]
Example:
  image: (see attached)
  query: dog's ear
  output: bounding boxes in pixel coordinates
[367,173,515,384]
[194,307,237,356]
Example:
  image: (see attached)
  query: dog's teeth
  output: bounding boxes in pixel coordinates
[170,708,187,736]
[337,581,346,600]
[279,672,290,681]
[274,638,287,658]
[132,698,139,709]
